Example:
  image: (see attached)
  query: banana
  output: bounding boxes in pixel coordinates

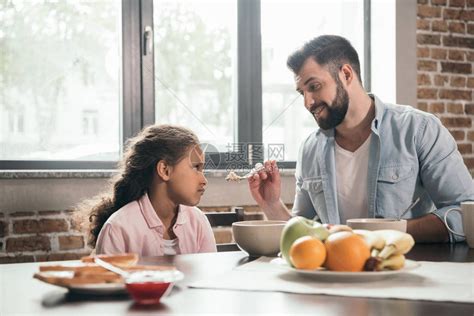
[374,230,415,259]
[371,248,380,257]
[353,229,385,250]
[364,254,406,271]
[380,254,406,270]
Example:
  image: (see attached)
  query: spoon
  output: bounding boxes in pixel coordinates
[398,197,421,220]
[225,163,266,182]
[94,257,130,278]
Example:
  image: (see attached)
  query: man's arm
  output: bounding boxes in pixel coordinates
[261,199,292,221]
[417,115,474,242]
[248,160,292,221]
[248,159,318,221]
[407,213,449,243]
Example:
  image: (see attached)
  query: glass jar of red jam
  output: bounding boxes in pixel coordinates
[125,270,184,305]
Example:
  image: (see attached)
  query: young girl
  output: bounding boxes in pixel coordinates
[87,124,216,256]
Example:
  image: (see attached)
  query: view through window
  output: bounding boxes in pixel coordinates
[153,0,237,153]
[0,0,122,161]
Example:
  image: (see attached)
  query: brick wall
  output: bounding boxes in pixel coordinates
[0,206,271,264]
[0,210,92,264]
[416,0,474,174]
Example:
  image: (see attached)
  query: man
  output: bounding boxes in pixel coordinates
[248,35,473,243]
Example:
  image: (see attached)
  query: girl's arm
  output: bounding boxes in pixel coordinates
[95,223,127,255]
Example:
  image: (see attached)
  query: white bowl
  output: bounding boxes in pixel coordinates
[232,220,286,257]
[346,218,407,232]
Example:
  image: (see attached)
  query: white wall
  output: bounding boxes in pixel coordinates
[0,173,297,212]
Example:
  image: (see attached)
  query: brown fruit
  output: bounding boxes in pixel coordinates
[324,231,370,272]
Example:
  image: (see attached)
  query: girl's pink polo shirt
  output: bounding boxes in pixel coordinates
[96,193,217,256]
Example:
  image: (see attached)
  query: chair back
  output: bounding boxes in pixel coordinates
[205,207,245,252]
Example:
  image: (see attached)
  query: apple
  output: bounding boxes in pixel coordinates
[280,216,329,266]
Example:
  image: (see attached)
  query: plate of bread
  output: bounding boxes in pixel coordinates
[34,253,177,295]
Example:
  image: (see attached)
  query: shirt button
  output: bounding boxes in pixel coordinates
[392,174,399,180]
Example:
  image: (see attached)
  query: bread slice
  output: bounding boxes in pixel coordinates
[39,263,102,272]
[80,253,139,267]
[35,252,176,289]
[34,269,122,286]
[40,263,175,274]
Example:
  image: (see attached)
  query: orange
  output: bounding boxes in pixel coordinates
[324,231,370,272]
[289,236,326,270]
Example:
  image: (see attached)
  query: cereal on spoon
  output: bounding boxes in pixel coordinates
[225,163,265,182]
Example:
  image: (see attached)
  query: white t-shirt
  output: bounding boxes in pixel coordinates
[335,135,371,224]
[163,238,180,255]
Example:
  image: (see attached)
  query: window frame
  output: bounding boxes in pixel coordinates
[1,0,371,170]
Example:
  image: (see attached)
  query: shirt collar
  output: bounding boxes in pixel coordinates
[139,193,188,228]
[175,205,188,225]
[318,126,335,138]
[370,93,386,134]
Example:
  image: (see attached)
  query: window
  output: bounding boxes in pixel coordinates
[153,0,237,151]
[0,0,121,166]
[261,0,365,161]
[0,0,371,169]
[151,0,367,167]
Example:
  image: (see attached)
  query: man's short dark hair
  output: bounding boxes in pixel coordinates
[287,35,362,84]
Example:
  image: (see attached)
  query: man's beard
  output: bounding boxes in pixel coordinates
[310,80,349,130]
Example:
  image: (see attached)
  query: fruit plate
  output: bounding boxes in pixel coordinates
[270,258,421,281]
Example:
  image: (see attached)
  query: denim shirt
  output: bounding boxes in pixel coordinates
[292,94,474,242]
